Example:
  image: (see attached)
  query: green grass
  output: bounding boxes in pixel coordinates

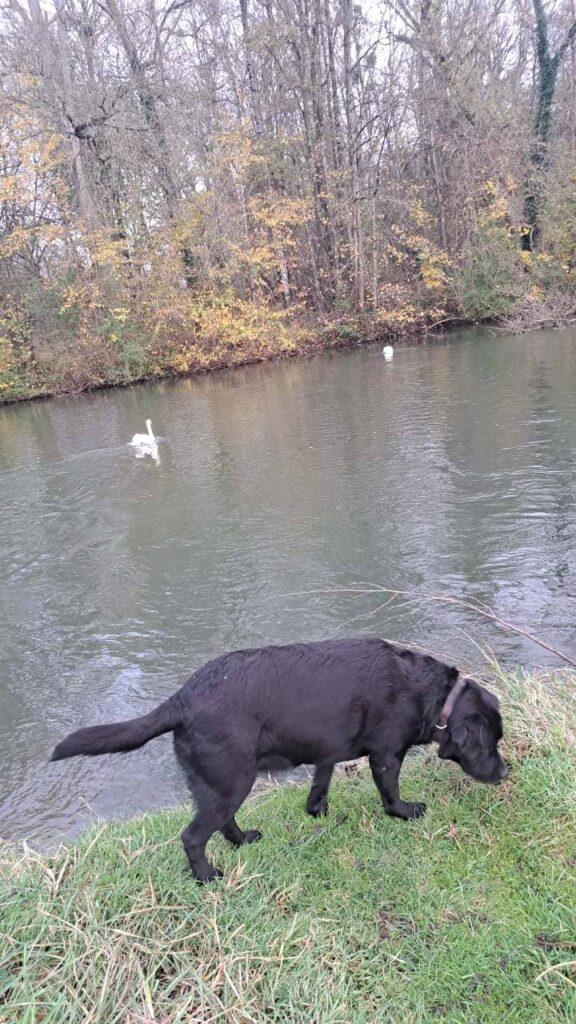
[1,673,575,1023]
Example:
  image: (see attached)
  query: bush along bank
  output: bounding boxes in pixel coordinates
[3,164,576,406]
[0,294,450,405]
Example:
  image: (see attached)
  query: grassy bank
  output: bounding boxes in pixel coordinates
[1,673,575,1023]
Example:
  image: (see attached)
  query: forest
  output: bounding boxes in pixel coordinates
[1,0,576,399]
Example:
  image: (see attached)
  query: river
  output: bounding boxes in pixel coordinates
[1,326,575,845]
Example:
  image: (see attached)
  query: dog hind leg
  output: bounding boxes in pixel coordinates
[180,765,257,882]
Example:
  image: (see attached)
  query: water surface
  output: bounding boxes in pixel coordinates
[1,327,575,844]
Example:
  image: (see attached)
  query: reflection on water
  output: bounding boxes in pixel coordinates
[1,326,575,844]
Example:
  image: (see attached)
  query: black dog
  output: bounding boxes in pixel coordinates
[51,638,507,882]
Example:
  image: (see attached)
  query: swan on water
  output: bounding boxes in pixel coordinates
[382,344,394,360]
[129,419,156,448]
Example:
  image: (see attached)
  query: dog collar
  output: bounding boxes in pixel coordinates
[435,676,469,731]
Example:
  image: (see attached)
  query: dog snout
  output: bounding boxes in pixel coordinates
[499,762,509,781]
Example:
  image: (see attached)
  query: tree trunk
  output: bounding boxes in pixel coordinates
[239,0,262,134]
[522,0,576,250]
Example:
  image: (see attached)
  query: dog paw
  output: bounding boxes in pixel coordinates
[306,796,329,818]
[243,829,262,844]
[196,866,224,883]
[386,800,427,820]
[405,801,427,819]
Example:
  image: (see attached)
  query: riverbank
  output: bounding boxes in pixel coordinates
[1,672,574,1023]
[3,260,574,407]
[0,304,458,405]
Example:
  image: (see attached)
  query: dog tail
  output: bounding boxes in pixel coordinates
[50,697,181,761]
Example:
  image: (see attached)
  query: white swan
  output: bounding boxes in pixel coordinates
[129,419,156,448]
[382,344,394,361]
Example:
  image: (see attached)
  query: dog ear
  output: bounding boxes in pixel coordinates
[452,713,484,751]
[480,688,500,712]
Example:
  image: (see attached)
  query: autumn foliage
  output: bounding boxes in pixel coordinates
[1,1,576,401]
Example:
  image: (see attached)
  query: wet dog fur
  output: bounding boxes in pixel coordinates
[51,638,508,881]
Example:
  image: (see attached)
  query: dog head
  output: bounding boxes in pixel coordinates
[437,680,508,784]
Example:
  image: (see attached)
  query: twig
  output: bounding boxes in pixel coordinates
[535,960,576,987]
[426,315,468,332]
[289,585,576,669]
[537,935,576,951]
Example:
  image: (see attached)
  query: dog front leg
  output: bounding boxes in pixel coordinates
[369,752,426,820]
[306,763,334,817]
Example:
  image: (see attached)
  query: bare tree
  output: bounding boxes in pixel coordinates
[1,0,576,385]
